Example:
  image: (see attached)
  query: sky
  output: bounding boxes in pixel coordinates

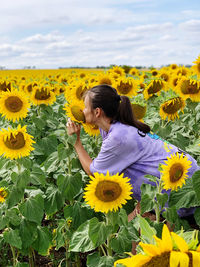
[0,0,200,69]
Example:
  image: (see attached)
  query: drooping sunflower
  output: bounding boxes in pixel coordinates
[160,152,192,191]
[114,77,137,97]
[83,171,133,213]
[192,55,200,76]
[0,90,30,122]
[30,85,56,106]
[176,66,191,77]
[176,76,200,102]
[69,81,89,102]
[143,79,167,100]
[82,122,100,136]
[0,80,11,92]
[22,81,38,96]
[0,125,35,160]
[114,224,200,267]
[64,99,85,123]
[131,103,147,120]
[159,97,185,121]
[159,69,171,84]
[0,187,8,203]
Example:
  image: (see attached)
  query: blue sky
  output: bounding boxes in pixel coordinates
[0,0,199,69]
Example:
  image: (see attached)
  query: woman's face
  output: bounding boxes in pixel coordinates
[83,94,96,124]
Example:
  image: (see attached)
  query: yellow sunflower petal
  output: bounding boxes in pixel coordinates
[171,232,188,252]
[170,251,189,267]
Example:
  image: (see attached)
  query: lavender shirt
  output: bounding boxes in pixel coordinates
[90,122,199,217]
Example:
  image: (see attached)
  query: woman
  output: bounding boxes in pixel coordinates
[66,84,199,218]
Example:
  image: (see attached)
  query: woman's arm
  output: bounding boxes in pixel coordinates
[66,119,93,176]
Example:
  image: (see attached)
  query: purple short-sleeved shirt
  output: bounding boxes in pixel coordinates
[90,122,199,217]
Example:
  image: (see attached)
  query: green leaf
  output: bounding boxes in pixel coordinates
[141,194,154,214]
[57,173,82,201]
[88,217,112,247]
[64,202,96,230]
[30,164,46,186]
[19,218,38,249]
[169,179,200,209]
[67,134,77,146]
[7,187,24,209]
[110,226,134,253]
[16,169,31,189]
[38,135,58,156]
[0,214,9,230]
[6,207,21,226]
[57,143,70,160]
[69,220,96,252]
[87,252,114,267]
[43,151,59,173]
[32,226,52,256]
[3,229,22,249]
[192,170,200,201]
[156,193,168,210]
[138,215,156,243]
[194,207,200,226]
[19,194,44,224]
[44,186,64,215]
[16,262,29,267]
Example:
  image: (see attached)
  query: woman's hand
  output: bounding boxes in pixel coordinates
[66,118,81,138]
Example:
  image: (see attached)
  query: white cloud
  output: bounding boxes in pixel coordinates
[179,19,200,32]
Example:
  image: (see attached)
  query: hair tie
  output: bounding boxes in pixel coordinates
[116,95,121,102]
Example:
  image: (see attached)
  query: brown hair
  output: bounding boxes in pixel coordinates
[87,84,150,133]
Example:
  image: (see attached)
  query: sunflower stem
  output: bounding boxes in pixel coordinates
[10,245,17,266]
[100,244,107,256]
[105,212,113,256]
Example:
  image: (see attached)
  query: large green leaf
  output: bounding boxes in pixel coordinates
[30,164,46,186]
[138,215,156,244]
[87,252,114,267]
[19,218,38,250]
[32,226,52,256]
[169,179,200,209]
[3,229,22,249]
[19,194,44,224]
[57,173,82,201]
[192,170,200,201]
[64,202,96,230]
[44,186,64,215]
[6,207,21,226]
[88,217,112,247]
[43,151,59,173]
[69,220,96,252]
[7,187,24,209]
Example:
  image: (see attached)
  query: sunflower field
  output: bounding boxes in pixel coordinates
[0,55,200,267]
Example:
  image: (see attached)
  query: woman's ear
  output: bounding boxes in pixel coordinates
[95,107,101,117]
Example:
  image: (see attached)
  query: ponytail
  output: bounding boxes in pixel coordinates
[115,95,150,133]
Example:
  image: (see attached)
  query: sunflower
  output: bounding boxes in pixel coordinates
[83,171,133,213]
[150,69,159,77]
[176,66,190,77]
[69,81,89,102]
[160,153,192,191]
[131,103,146,120]
[114,224,200,267]
[176,76,200,102]
[169,63,178,70]
[30,85,56,106]
[0,187,8,203]
[0,80,11,92]
[159,70,171,84]
[108,66,125,78]
[192,55,200,76]
[82,122,100,136]
[159,97,185,121]
[0,125,35,160]
[143,79,167,100]
[114,77,137,97]
[0,90,30,122]
[129,68,140,76]
[96,73,114,86]
[22,81,38,96]
[64,99,85,123]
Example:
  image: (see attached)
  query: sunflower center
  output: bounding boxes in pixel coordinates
[160,73,169,82]
[162,98,183,114]
[169,163,184,182]
[4,132,25,150]
[95,180,122,202]
[173,77,178,87]
[180,80,199,94]
[35,88,51,100]
[5,96,23,112]
[71,105,85,122]
[131,104,146,119]
[117,81,132,94]
[148,81,162,94]
[76,86,88,100]
[142,252,170,267]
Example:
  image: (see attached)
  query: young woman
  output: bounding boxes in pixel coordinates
[66,84,199,218]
